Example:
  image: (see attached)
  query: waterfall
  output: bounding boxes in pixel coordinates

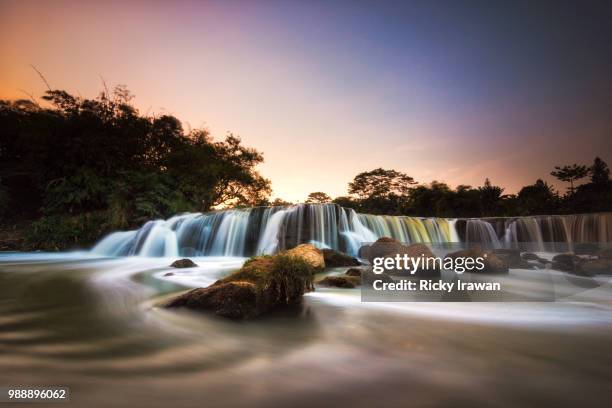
[355,213,454,244]
[91,205,612,258]
[256,206,296,254]
[463,219,502,249]
[502,213,612,252]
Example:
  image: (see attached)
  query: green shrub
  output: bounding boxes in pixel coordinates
[25,212,113,250]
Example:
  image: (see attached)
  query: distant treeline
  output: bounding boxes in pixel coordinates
[0,87,271,248]
[297,162,612,217]
[0,86,610,250]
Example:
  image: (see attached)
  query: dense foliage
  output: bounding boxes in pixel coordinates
[0,87,270,248]
[327,159,612,217]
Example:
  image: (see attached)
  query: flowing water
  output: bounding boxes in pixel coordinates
[1,253,612,407]
[2,206,612,407]
[91,204,612,257]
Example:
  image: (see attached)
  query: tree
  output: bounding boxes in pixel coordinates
[449,185,482,218]
[478,178,504,216]
[270,198,293,206]
[589,157,610,186]
[305,192,331,204]
[406,181,453,217]
[332,196,359,211]
[570,157,612,213]
[517,179,558,215]
[0,85,271,248]
[348,168,416,199]
[551,164,588,195]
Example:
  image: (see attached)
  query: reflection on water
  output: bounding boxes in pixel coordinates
[1,253,612,407]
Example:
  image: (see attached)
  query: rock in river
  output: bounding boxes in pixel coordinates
[321,248,361,267]
[285,244,325,272]
[165,245,319,319]
[317,275,361,288]
[170,259,198,268]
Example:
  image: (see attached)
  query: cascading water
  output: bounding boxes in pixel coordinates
[92,204,455,257]
[464,219,502,249]
[91,204,612,257]
[502,213,612,252]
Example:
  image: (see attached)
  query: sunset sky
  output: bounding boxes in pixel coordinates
[1,0,611,202]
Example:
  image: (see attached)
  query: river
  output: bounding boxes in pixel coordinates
[1,252,611,407]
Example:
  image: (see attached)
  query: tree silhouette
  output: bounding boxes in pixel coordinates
[478,178,504,216]
[550,164,588,195]
[348,168,416,199]
[589,157,610,186]
[517,179,557,215]
[0,86,271,248]
[305,192,331,203]
[270,198,293,206]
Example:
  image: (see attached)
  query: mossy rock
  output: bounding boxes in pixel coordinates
[321,248,361,267]
[165,248,316,319]
[285,244,325,272]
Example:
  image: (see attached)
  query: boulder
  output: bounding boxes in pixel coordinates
[358,244,371,259]
[360,237,405,262]
[345,267,363,277]
[170,258,198,268]
[321,248,361,267]
[165,246,317,319]
[521,252,539,260]
[317,275,361,288]
[522,252,547,262]
[164,272,175,277]
[578,258,612,275]
[285,244,325,272]
[168,281,260,318]
[362,238,439,276]
[551,253,581,272]
[493,249,531,269]
[521,252,549,268]
[446,246,508,274]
